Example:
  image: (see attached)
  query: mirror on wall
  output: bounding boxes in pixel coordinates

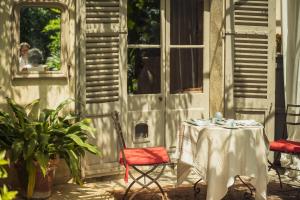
[19,7,61,72]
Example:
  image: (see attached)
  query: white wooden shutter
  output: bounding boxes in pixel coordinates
[85,33,120,104]
[78,0,126,177]
[225,0,276,141]
[85,0,120,105]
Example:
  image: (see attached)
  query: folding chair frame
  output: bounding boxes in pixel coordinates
[268,104,300,189]
[111,111,169,200]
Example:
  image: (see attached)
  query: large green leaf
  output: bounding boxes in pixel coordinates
[24,139,37,159]
[38,134,50,149]
[25,99,40,120]
[0,185,18,200]
[0,151,9,179]
[66,134,99,155]
[26,160,36,198]
[24,126,37,140]
[35,151,49,176]
[67,120,96,138]
[51,98,73,122]
[6,98,29,128]
[65,149,81,185]
[40,108,54,121]
[11,141,24,162]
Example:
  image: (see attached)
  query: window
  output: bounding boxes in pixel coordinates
[127,0,206,94]
[127,0,161,94]
[19,7,61,71]
[169,0,204,93]
[12,1,69,78]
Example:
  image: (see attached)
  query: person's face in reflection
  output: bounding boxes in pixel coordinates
[20,46,29,57]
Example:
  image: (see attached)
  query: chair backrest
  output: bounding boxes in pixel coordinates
[111,111,126,150]
[284,104,300,139]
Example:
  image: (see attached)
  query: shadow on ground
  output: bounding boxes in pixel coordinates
[110,181,300,200]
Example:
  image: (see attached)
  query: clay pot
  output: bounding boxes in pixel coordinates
[15,158,59,199]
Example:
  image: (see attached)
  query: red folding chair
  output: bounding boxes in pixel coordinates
[269,104,300,189]
[111,111,170,199]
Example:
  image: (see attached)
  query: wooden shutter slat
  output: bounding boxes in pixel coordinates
[234,57,267,63]
[86,1,119,7]
[86,97,119,104]
[234,83,267,88]
[86,91,119,99]
[234,48,267,53]
[86,86,119,93]
[86,80,119,87]
[86,70,119,76]
[234,78,267,84]
[86,64,119,70]
[234,93,267,99]
[234,69,267,73]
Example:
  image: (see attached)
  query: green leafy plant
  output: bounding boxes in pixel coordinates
[0,151,18,200]
[0,98,100,198]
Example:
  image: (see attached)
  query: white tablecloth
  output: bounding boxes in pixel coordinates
[176,123,269,200]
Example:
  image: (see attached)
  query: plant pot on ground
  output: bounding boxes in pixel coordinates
[0,98,100,199]
[14,158,58,199]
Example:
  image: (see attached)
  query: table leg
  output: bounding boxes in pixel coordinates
[193,178,203,197]
[236,175,255,199]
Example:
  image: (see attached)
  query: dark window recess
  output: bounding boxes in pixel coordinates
[135,123,149,139]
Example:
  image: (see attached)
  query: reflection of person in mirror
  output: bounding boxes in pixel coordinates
[19,42,31,71]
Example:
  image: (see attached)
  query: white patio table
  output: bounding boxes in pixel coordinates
[176,121,269,200]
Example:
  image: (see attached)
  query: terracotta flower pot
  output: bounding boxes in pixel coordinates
[15,158,59,199]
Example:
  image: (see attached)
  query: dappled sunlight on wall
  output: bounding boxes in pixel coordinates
[0,0,75,110]
[0,1,17,108]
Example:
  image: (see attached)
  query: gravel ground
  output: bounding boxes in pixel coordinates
[15,168,300,200]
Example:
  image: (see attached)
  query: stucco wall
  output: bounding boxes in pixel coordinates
[0,0,75,110]
[209,0,225,115]
[0,0,76,185]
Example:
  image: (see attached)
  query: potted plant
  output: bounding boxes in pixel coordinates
[0,98,100,199]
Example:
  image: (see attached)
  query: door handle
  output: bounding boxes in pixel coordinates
[158,96,163,101]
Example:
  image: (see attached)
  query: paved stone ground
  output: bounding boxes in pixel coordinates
[37,168,300,200]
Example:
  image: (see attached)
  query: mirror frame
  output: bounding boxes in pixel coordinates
[12,1,69,79]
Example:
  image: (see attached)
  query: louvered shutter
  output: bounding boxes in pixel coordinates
[85,0,120,105]
[225,0,276,140]
[79,0,126,177]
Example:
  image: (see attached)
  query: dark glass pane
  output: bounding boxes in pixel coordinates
[20,7,61,71]
[127,0,160,44]
[170,49,203,93]
[170,0,204,45]
[128,48,161,94]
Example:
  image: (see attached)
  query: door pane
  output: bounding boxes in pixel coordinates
[170,0,204,45]
[128,48,161,94]
[127,0,160,44]
[170,49,203,93]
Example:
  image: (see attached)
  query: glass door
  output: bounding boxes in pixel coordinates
[127,0,210,150]
[165,0,210,152]
[127,0,165,148]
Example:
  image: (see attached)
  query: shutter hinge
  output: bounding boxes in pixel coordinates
[221,30,235,38]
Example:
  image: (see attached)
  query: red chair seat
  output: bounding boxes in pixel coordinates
[119,147,170,166]
[270,139,300,153]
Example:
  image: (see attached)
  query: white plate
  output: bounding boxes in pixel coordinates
[222,125,239,129]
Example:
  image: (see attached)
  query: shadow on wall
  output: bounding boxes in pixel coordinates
[0,1,21,106]
[275,55,286,140]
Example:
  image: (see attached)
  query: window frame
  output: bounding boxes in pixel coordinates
[11,1,69,79]
[166,0,208,94]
